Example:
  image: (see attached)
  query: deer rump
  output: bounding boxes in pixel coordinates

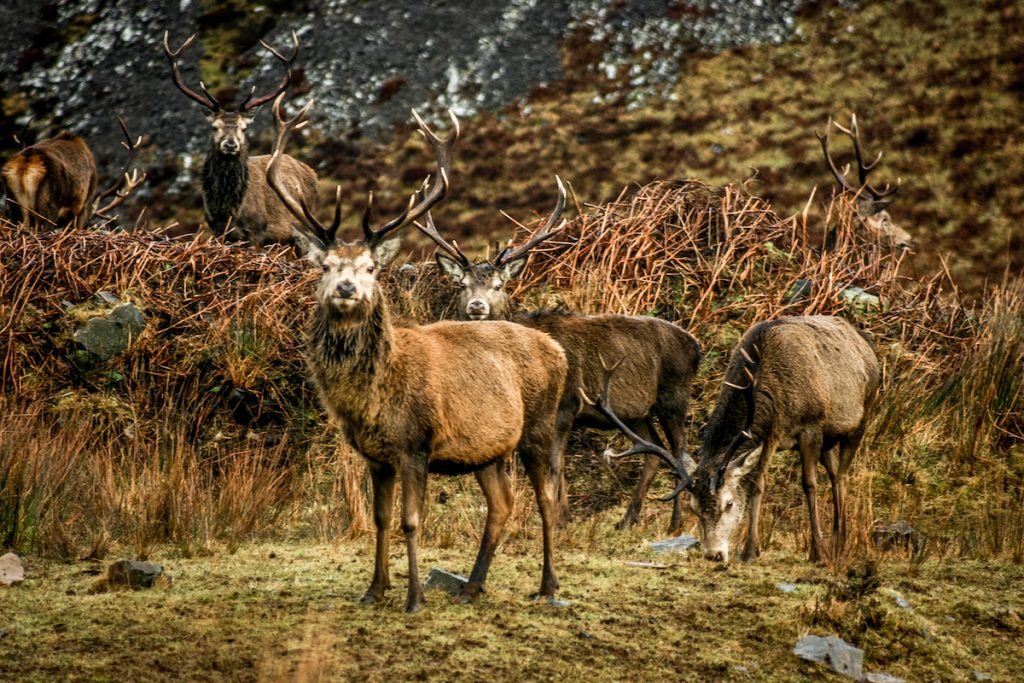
[705,316,878,457]
[2,132,97,228]
[517,311,700,427]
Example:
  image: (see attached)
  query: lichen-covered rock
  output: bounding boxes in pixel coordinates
[0,553,25,586]
[73,302,145,361]
[794,634,864,680]
[423,568,468,596]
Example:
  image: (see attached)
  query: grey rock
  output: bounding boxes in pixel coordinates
[73,302,145,361]
[93,291,120,306]
[892,592,911,609]
[423,568,468,596]
[793,634,864,679]
[105,559,163,589]
[777,582,798,594]
[841,286,881,312]
[971,673,992,682]
[784,279,813,305]
[861,673,906,683]
[872,520,920,553]
[650,535,699,553]
[547,598,572,608]
[0,553,25,586]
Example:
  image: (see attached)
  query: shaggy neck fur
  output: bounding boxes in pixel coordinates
[201,147,248,235]
[308,293,395,427]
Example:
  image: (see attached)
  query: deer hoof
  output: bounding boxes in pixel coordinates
[454,584,484,604]
[404,599,426,614]
[616,511,640,530]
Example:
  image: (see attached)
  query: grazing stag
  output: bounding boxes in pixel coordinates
[818,114,913,249]
[266,99,568,612]
[419,193,701,531]
[3,132,96,228]
[3,118,145,229]
[587,316,879,564]
[163,30,317,245]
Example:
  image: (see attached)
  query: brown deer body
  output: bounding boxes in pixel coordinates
[163,31,317,245]
[687,316,878,563]
[589,315,878,564]
[2,132,97,228]
[420,191,701,531]
[818,114,913,249]
[267,101,568,612]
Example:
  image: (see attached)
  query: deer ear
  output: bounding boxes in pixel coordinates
[435,251,466,282]
[500,256,528,282]
[727,444,763,480]
[373,237,401,267]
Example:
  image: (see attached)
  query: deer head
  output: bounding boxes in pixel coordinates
[817,114,914,249]
[266,97,458,318]
[416,178,566,320]
[163,30,299,156]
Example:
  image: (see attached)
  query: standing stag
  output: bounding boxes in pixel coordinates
[587,316,879,564]
[163,30,317,245]
[266,98,569,612]
[818,114,913,249]
[3,118,146,229]
[419,195,701,531]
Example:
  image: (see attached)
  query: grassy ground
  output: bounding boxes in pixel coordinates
[3,510,1022,682]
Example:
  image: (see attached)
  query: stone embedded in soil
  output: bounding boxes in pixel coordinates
[649,535,699,553]
[547,598,572,608]
[73,302,146,361]
[793,634,864,680]
[105,560,163,589]
[971,673,992,682]
[93,291,120,306]
[861,673,906,683]
[0,553,25,586]
[423,568,468,596]
[777,582,798,594]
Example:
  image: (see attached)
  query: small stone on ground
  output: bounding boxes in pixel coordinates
[0,553,25,586]
[794,634,864,679]
[104,560,163,589]
[649,535,699,553]
[423,568,468,596]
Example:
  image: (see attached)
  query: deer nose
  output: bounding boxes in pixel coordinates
[336,281,357,299]
[221,139,240,153]
[467,300,488,316]
[705,551,725,562]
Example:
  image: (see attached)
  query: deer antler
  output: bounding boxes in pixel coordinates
[239,31,300,112]
[578,356,692,501]
[266,94,338,248]
[93,117,147,220]
[360,109,459,248]
[163,31,221,111]
[414,210,471,268]
[493,176,567,266]
[817,114,899,201]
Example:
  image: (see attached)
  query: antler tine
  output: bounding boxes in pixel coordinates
[95,116,144,203]
[494,175,567,266]
[816,117,856,194]
[414,210,471,267]
[240,30,300,112]
[162,31,221,111]
[578,357,691,497]
[832,114,900,200]
[94,168,147,220]
[362,109,459,247]
[265,93,335,246]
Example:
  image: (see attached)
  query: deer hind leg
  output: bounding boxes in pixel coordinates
[550,409,574,525]
[521,447,560,599]
[799,428,827,563]
[618,419,662,530]
[459,459,514,603]
[361,460,396,605]
[400,458,429,613]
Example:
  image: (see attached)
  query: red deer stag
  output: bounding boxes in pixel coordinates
[266,98,569,612]
[818,114,913,249]
[163,30,317,246]
[586,316,879,564]
[418,195,701,532]
[3,117,145,229]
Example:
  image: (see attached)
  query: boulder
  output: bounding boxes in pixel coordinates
[0,553,25,586]
[104,559,163,589]
[794,634,864,679]
[73,302,146,361]
[650,535,699,553]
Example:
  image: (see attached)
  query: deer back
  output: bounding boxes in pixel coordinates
[2,132,97,228]
[237,154,318,244]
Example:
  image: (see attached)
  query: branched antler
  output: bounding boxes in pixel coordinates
[494,176,567,266]
[414,210,471,268]
[93,117,147,220]
[816,114,900,201]
[579,356,692,501]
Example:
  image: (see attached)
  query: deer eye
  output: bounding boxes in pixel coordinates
[367,265,376,274]
[725,500,734,511]
[493,283,502,290]
[321,264,329,273]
